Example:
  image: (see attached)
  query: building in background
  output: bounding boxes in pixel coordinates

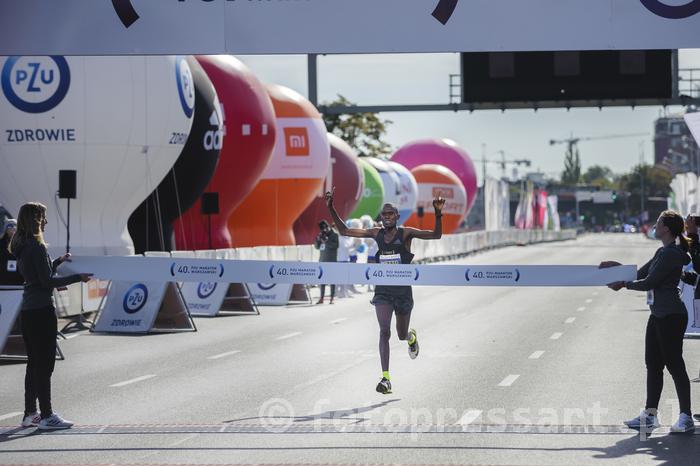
[654,110,699,175]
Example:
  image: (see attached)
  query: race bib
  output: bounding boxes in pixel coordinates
[647,290,654,305]
[6,260,16,272]
[379,253,401,264]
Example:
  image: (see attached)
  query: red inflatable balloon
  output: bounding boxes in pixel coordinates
[293,133,363,244]
[174,55,276,250]
[391,139,478,218]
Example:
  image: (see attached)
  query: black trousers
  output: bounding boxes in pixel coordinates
[645,313,692,415]
[319,284,336,299]
[21,306,57,418]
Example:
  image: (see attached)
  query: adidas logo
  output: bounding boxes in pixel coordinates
[209,110,219,127]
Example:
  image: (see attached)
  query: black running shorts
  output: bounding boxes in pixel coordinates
[371,286,414,314]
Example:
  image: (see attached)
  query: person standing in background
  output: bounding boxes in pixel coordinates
[0,218,22,285]
[314,220,339,304]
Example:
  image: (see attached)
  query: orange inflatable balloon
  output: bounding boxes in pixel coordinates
[227,85,330,246]
[404,164,467,234]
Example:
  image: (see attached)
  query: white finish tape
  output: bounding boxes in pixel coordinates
[60,257,637,287]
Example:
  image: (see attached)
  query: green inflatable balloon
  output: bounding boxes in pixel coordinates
[349,158,385,219]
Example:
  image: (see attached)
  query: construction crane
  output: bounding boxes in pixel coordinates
[476,147,532,183]
[549,132,649,157]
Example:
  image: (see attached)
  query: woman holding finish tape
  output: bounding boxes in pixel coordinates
[601,210,695,433]
[10,202,92,430]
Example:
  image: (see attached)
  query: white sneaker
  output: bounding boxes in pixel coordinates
[21,412,41,427]
[670,413,695,434]
[624,409,660,431]
[37,413,74,430]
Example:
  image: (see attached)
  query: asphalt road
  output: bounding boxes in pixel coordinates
[1,233,700,465]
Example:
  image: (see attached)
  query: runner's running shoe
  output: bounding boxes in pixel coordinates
[408,328,419,359]
[376,377,392,394]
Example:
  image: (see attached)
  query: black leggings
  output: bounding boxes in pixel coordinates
[319,285,335,299]
[645,313,692,415]
[376,305,411,372]
[21,307,57,419]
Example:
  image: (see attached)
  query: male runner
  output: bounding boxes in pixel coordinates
[325,188,445,393]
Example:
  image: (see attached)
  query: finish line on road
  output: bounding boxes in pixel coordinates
[0,422,694,436]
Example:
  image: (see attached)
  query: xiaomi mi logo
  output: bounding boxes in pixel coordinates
[284,127,309,156]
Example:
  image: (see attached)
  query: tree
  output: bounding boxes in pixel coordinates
[560,143,581,185]
[582,165,612,183]
[322,95,393,158]
[618,164,672,198]
[582,165,614,188]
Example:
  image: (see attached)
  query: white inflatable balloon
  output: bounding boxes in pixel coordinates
[387,160,418,226]
[0,55,193,256]
[365,158,401,211]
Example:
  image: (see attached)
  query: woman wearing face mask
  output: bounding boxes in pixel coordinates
[601,210,694,433]
[10,202,92,430]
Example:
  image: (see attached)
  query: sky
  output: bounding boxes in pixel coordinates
[236,49,700,186]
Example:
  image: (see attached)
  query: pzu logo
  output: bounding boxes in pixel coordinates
[1,56,70,114]
[123,284,148,314]
[175,56,194,119]
[197,282,217,299]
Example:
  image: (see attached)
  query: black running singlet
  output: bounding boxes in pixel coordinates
[373,228,414,302]
[374,228,415,265]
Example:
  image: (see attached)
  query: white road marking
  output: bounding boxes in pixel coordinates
[457,410,483,425]
[577,306,586,311]
[0,412,22,421]
[529,351,545,359]
[550,332,563,340]
[498,375,520,387]
[565,317,576,324]
[110,374,157,388]
[207,350,241,360]
[276,332,302,341]
[585,299,593,303]
[330,318,347,324]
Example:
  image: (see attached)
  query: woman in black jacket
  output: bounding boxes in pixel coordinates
[10,202,91,430]
[602,210,694,433]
